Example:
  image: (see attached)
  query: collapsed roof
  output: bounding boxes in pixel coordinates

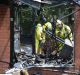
[13,0,80,9]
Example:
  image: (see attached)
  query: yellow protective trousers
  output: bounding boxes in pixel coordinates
[35,23,43,55]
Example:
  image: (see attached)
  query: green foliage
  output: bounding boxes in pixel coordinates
[20,4,74,35]
[20,7,33,36]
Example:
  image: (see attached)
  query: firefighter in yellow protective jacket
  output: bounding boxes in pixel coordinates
[56,19,73,52]
[42,22,52,43]
[35,23,43,55]
[35,22,52,55]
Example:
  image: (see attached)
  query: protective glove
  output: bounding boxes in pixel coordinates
[65,39,73,47]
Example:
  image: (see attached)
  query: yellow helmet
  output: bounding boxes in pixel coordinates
[45,22,52,30]
[37,23,42,27]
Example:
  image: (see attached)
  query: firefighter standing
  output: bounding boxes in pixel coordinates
[35,22,52,55]
[42,22,52,43]
[35,23,43,55]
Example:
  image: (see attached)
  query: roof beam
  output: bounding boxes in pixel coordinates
[73,0,80,6]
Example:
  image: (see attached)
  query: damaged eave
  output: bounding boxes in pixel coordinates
[33,0,69,4]
[73,0,80,7]
[33,0,52,4]
[12,0,41,9]
[33,0,80,5]
[10,0,80,10]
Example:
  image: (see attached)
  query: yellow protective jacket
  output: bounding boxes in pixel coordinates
[35,23,43,55]
[42,22,52,43]
[35,22,52,55]
[56,22,73,51]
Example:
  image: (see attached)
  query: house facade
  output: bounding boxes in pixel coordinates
[0,1,10,73]
[0,0,80,74]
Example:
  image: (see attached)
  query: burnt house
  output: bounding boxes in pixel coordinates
[0,0,80,74]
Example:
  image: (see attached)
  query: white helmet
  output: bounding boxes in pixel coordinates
[57,19,62,25]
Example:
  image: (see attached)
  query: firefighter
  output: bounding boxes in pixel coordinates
[42,22,53,57]
[35,23,43,55]
[42,22,53,43]
[56,19,73,52]
[35,22,52,55]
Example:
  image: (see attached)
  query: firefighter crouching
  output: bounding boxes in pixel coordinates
[56,19,73,53]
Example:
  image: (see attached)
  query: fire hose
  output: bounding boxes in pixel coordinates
[45,30,73,47]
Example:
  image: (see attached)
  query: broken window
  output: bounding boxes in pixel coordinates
[14,2,75,68]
